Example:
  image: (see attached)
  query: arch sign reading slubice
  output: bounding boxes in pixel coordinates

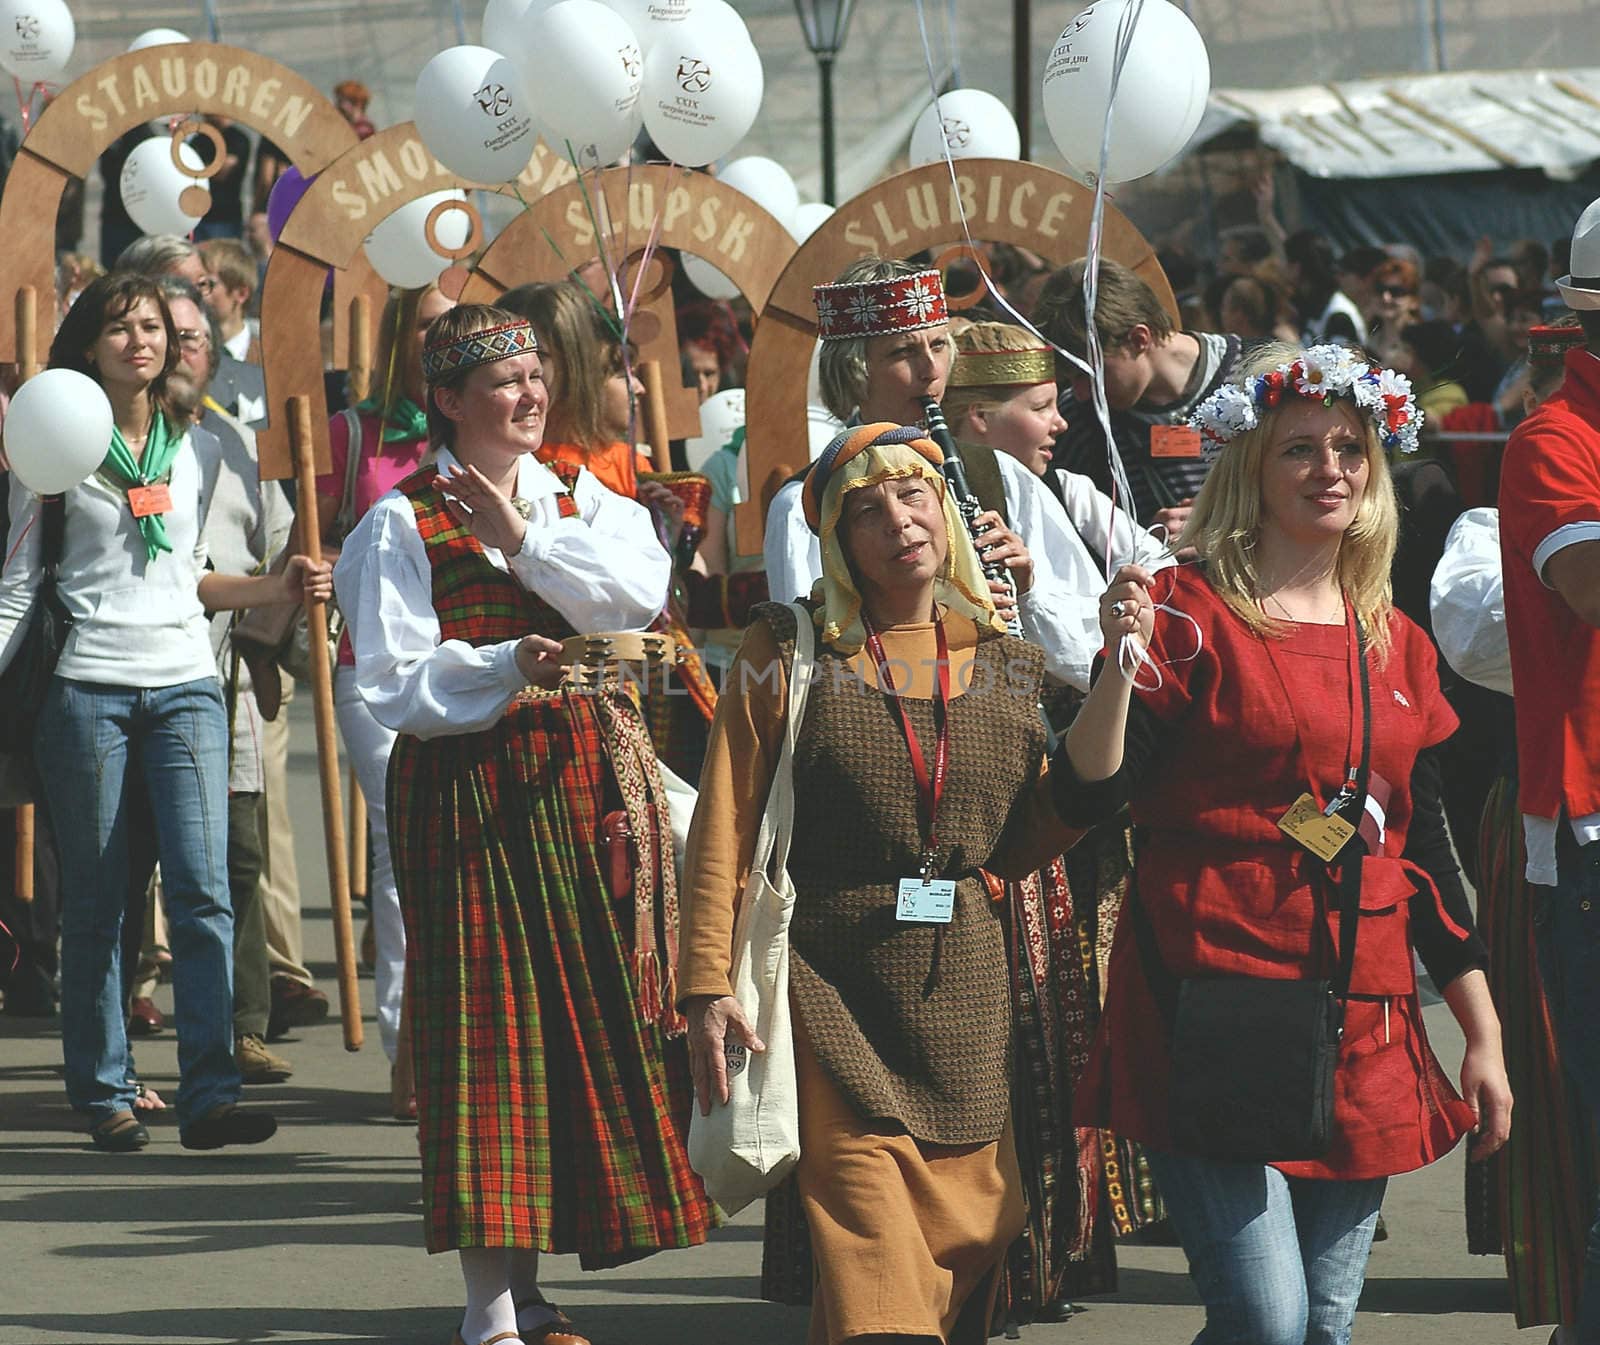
[735,158,1175,554]
[462,164,798,441]
[0,44,359,369]
[256,124,578,479]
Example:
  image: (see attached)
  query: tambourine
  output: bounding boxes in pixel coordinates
[559,632,677,691]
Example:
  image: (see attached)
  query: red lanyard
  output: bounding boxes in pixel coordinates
[863,617,952,880]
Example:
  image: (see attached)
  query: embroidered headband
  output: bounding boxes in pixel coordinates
[1188,344,1422,457]
[421,320,539,384]
[812,270,949,341]
[946,347,1055,389]
[802,422,943,532]
[1528,322,1584,369]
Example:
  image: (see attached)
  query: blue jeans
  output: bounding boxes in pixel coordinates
[1532,827,1600,1344]
[1147,1149,1386,1345]
[37,676,241,1128]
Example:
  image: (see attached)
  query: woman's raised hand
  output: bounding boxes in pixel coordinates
[437,462,528,556]
[1100,563,1156,648]
[685,993,766,1117]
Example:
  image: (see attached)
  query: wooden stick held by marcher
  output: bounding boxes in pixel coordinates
[289,394,362,1051]
[348,768,368,903]
[13,285,38,904]
[639,359,673,473]
[347,294,372,406]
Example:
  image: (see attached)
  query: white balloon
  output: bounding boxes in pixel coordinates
[789,201,834,243]
[365,190,472,289]
[600,0,695,55]
[1041,0,1210,184]
[683,386,743,473]
[4,370,114,497]
[642,14,764,167]
[717,156,798,231]
[415,45,538,185]
[120,136,208,239]
[481,0,560,59]
[681,252,739,301]
[126,27,189,53]
[909,89,1021,167]
[0,0,74,81]
[522,1,643,171]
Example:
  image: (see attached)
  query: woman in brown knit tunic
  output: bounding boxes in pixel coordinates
[680,423,1078,1344]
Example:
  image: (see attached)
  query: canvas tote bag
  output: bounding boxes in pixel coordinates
[688,601,814,1212]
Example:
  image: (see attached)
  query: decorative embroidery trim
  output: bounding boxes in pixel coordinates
[421,321,539,384]
[813,270,949,340]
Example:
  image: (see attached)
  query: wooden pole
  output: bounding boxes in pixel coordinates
[289,393,362,1051]
[347,294,373,406]
[348,768,368,902]
[639,359,673,473]
[13,285,38,904]
[1013,0,1031,162]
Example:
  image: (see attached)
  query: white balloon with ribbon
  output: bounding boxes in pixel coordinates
[521,0,644,171]
[126,27,189,53]
[1041,0,1210,184]
[681,253,739,301]
[365,190,473,289]
[789,201,834,243]
[121,136,208,238]
[716,155,798,232]
[600,0,696,54]
[909,89,1021,166]
[641,12,763,168]
[481,0,561,58]
[415,45,538,185]
[0,0,74,82]
[4,370,113,497]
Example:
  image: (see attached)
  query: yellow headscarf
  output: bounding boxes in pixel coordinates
[802,422,1003,653]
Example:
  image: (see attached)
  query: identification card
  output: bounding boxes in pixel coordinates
[1149,425,1203,459]
[896,876,955,924]
[1277,793,1357,863]
[127,483,172,518]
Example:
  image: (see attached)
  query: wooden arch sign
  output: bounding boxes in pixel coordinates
[461,164,797,441]
[735,157,1175,552]
[255,123,577,478]
[0,43,359,368]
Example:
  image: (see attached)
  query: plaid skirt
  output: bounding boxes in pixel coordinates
[388,689,714,1260]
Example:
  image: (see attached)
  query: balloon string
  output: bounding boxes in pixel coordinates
[564,140,627,324]
[12,77,29,135]
[622,162,680,326]
[535,222,625,341]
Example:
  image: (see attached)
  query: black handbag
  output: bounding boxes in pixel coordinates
[0,493,71,755]
[1128,619,1372,1164]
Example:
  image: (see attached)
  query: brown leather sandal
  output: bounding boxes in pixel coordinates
[516,1299,588,1345]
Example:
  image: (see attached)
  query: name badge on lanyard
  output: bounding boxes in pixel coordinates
[863,615,955,925]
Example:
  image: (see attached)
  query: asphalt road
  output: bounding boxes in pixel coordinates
[0,701,1554,1344]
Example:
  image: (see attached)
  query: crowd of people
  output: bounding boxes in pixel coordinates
[0,133,1597,1345]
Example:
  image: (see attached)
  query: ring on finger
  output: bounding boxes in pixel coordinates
[1110,600,1128,618]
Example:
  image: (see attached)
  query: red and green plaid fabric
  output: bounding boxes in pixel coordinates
[389,470,712,1259]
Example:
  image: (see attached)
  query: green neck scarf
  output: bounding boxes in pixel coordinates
[100,410,181,562]
[357,395,429,444]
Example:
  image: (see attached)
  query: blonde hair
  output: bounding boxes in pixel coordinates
[498,281,615,448]
[942,321,1052,427]
[1178,341,1400,662]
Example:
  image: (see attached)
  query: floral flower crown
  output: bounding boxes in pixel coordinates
[1188,344,1422,457]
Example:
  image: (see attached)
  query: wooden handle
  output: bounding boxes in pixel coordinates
[348,768,368,902]
[290,394,362,1052]
[14,286,38,900]
[639,359,673,473]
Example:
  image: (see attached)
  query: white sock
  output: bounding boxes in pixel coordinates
[458,1247,517,1344]
[509,1249,558,1331]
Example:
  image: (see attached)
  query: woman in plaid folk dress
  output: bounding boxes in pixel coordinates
[334,305,713,1345]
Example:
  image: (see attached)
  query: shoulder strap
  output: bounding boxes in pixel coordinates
[957,441,1009,526]
[1331,618,1373,1004]
[749,602,814,884]
[39,494,66,586]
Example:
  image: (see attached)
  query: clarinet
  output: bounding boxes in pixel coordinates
[921,397,1022,636]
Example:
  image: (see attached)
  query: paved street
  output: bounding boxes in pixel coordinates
[0,702,1554,1344]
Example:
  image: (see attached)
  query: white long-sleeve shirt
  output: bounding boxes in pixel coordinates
[762,453,1172,691]
[0,435,215,688]
[334,448,670,740]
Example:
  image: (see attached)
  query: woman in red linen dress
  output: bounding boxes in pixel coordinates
[1052,342,1513,1345]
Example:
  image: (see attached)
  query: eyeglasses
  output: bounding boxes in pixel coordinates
[194,275,216,295]
[175,329,210,351]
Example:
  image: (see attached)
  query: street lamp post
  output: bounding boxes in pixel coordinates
[794,0,858,205]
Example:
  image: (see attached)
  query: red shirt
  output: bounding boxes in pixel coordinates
[1499,347,1600,822]
[1076,566,1476,1179]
